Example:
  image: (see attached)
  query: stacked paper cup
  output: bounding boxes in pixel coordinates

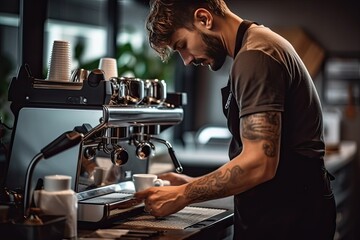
[47,40,72,82]
[98,57,118,80]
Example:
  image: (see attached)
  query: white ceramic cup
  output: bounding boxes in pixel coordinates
[93,167,108,186]
[44,175,72,192]
[98,57,118,80]
[132,174,165,192]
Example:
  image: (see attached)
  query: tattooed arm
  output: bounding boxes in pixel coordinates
[183,111,281,203]
[134,111,281,217]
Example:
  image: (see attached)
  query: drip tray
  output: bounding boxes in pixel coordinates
[120,206,226,229]
[77,182,142,224]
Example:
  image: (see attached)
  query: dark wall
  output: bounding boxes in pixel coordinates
[229,0,359,53]
[194,0,360,129]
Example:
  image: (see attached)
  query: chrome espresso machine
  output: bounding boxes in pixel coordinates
[5,64,186,225]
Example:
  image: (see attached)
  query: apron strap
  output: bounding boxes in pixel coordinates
[234,20,256,57]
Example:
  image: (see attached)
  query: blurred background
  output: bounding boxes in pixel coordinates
[0,0,359,239]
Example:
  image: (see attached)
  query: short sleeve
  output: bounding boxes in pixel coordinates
[230,50,288,118]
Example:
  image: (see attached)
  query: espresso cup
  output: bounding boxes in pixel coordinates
[133,174,165,192]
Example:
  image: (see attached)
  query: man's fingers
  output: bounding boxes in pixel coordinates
[133,189,149,199]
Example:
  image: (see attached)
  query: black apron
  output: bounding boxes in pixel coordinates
[221,21,336,240]
[221,20,254,159]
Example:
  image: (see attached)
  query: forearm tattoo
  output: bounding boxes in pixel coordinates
[184,166,244,202]
[184,112,280,202]
[241,112,280,157]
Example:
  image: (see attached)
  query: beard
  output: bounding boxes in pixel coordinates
[199,30,227,71]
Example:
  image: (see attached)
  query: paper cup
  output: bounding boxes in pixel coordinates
[98,57,118,80]
[47,40,72,82]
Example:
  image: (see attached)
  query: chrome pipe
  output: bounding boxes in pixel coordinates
[102,105,183,128]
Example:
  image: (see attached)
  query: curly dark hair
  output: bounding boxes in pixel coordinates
[146,0,228,61]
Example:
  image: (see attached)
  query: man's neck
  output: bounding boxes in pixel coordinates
[215,12,242,58]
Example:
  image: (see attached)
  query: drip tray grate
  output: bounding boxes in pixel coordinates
[121,206,226,229]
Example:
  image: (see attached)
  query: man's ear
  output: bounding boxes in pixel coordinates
[194,8,213,30]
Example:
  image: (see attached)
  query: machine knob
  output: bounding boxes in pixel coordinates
[111,146,129,166]
[87,69,105,87]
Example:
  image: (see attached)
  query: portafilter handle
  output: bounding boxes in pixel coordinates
[151,137,183,173]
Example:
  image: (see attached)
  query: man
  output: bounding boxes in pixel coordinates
[134,0,336,239]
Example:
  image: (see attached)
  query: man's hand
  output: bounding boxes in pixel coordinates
[134,185,189,217]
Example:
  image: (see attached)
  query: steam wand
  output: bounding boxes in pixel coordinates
[150,137,183,173]
[23,131,83,216]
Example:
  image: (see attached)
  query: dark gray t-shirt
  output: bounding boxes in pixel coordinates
[229,24,324,159]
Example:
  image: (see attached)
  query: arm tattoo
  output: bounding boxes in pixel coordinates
[185,166,244,202]
[241,112,281,157]
[184,112,280,202]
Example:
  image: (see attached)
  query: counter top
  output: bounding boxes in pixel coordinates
[324,141,357,172]
[78,197,234,240]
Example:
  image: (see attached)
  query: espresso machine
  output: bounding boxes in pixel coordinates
[5,63,186,225]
